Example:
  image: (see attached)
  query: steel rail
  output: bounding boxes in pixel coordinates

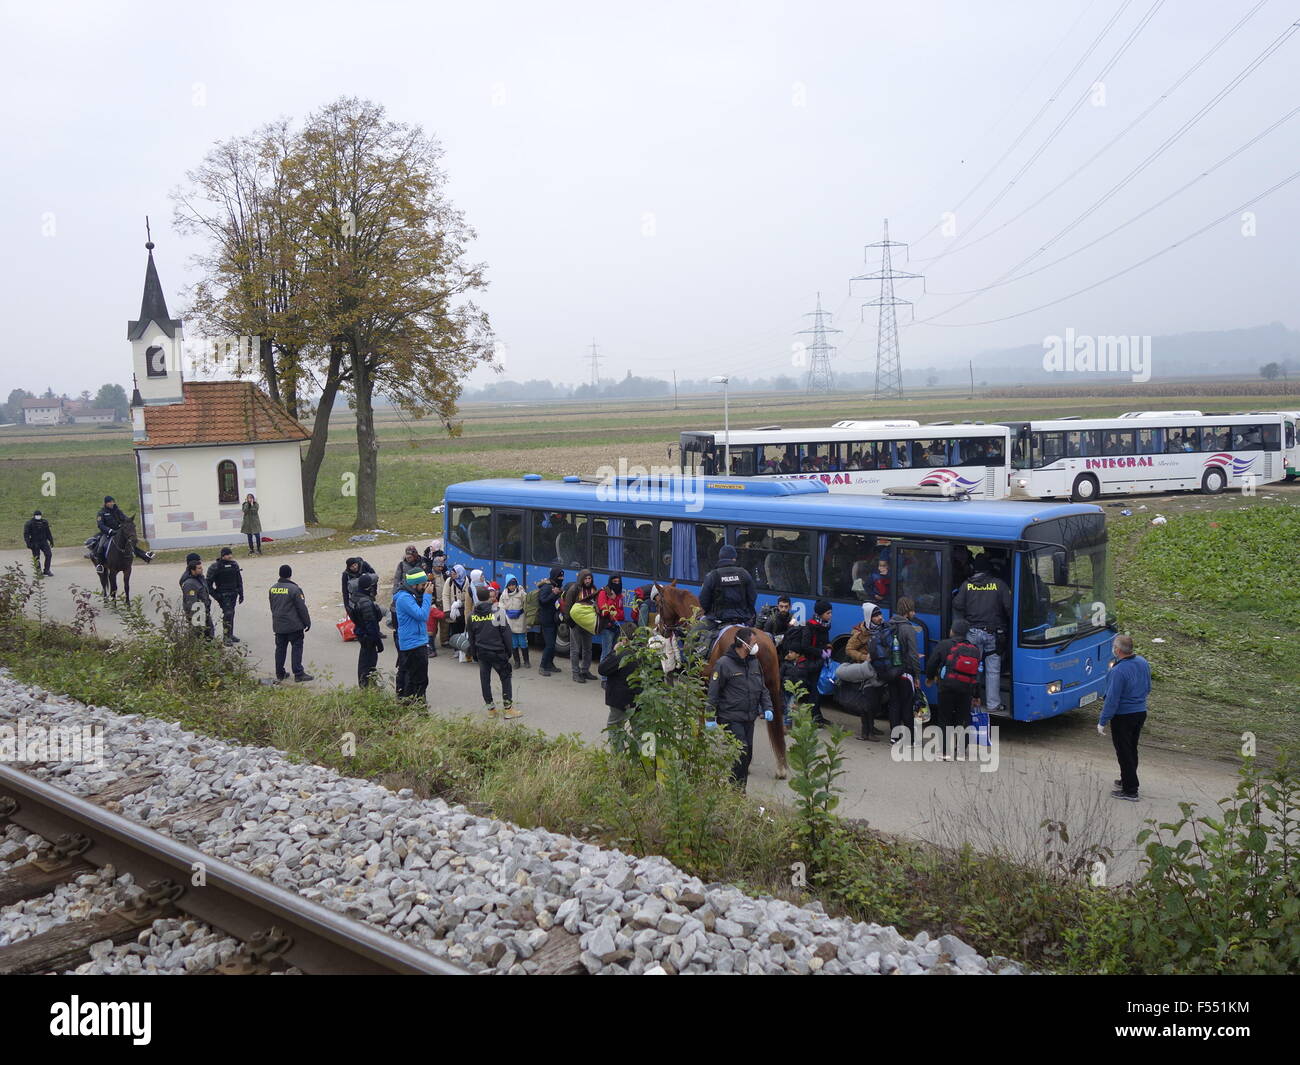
[0,762,466,975]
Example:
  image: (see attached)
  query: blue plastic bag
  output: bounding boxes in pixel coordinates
[970,709,991,747]
[816,660,840,695]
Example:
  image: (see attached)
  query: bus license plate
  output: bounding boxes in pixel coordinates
[1078,691,1099,706]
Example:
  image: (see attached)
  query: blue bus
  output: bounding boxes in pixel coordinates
[443,475,1115,721]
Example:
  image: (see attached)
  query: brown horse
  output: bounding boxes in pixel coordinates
[96,516,137,603]
[653,582,789,779]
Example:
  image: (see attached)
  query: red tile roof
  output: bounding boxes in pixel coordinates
[137,381,310,449]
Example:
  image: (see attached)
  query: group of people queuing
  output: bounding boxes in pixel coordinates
[163,533,1148,803]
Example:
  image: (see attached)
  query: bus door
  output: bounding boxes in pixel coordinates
[890,541,948,659]
[492,509,524,587]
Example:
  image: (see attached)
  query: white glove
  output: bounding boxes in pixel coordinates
[1097,724,1105,736]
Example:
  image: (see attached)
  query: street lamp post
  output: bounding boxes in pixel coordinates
[709,375,730,473]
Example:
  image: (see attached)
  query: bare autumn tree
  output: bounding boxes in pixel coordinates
[282,97,494,528]
[173,121,345,522]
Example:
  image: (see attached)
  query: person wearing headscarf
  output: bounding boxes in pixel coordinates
[499,575,530,668]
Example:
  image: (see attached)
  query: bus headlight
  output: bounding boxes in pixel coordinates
[1046,681,1062,695]
[1016,478,1028,489]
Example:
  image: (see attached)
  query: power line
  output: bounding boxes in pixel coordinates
[913,164,1300,327]
[925,100,1300,297]
[904,0,1135,254]
[913,0,1166,272]
[899,0,1103,248]
[911,0,1268,268]
[911,17,1300,325]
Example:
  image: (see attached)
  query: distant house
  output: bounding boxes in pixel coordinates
[68,408,118,424]
[22,397,66,425]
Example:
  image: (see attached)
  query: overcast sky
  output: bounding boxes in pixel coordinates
[3,0,1298,395]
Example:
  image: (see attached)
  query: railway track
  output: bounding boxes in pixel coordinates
[0,763,466,975]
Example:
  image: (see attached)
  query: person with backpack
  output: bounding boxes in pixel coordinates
[871,597,922,745]
[467,585,520,718]
[706,626,775,789]
[351,572,385,687]
[342,557,376,619]
[23,510,54,576]
[206,547,245,645]
[536,567,564,676]
[758,596,795,648]
[394,570,433,702]
[499,576,531,668]
[598,621,641,738]
[925,618,982,759]
[782,599,834,727]
[954,552,1013,713]
[565,569,599,683]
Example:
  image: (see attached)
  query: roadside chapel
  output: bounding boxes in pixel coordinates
[127,237,310,550]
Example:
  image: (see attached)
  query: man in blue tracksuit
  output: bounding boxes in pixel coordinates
[394,570,433,702]
[1098,634,1151,801]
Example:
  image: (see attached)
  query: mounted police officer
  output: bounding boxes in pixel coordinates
[699,544,756,644]
[89,495,154,572]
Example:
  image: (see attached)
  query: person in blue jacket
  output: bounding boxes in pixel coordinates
[1098,634,1151,801]
[394,570,433,702]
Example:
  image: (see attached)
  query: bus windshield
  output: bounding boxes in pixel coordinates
[1018,514,1110,646]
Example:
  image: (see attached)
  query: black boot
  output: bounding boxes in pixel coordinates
[522,650,531,669]
[512,648,521,668]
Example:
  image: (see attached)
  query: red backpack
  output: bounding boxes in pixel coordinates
[941,640,982,691]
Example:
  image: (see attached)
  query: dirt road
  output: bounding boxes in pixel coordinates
[3,543,1242,880]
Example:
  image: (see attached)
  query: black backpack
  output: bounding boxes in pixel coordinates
[941,639,982,691]
[869,622,903,681]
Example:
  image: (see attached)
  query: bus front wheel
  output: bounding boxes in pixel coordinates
[1070,475,1099,502]
[554,620,571,657]
[1202,467,1227,494]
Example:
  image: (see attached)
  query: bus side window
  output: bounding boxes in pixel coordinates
[1261,422,1281,450]
[1136,428,1162,454]
[1286,421,1296,449]
[1102,430,1134,456]
[983,436,1005,465]
[731,447,758,476]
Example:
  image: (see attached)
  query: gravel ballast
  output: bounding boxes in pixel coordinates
[0,670,1025,975]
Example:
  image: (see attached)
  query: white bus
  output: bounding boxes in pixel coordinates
[678,423,1012,497]
[1008,412,1290,501]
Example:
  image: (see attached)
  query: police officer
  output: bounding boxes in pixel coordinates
[953,551,1013,713]
[24,510,54,576]
[180,557,214,640]
[699,544,757,626]
[206,547,245,645]
[92,496,154,569]
[706,627,774,789]
[268,564,313,682]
